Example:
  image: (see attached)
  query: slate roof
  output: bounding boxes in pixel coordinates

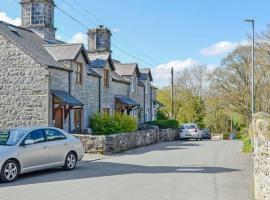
[88,52,111,68]
[113,62,140,77]
[115,95,140,106]
[87,67,102,77]
[44,44,90,63]
[0,20,62,69]
[52,90,83,107]
[139,68,153,81]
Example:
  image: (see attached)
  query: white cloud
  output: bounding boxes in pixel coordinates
[152,58,217,87]
[111,28,120,33]
[68,32,87,45]
[200,40,248,56]
[0,12,21,26]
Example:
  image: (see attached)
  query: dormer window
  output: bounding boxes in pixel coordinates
[75,62,83,84]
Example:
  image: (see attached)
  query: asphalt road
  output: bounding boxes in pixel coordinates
[0,140,253,200]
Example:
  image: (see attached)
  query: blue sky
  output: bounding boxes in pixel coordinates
[1,0,270,87]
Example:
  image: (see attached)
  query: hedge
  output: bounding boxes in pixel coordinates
[146,119,179,129]
[90,113,137,135]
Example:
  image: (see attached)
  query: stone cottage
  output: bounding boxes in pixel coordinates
[0,0,161,132]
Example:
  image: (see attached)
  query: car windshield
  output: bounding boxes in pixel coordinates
[0,130,27,146]
[187,125,196,129]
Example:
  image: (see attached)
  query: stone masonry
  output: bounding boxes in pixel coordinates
[74,128,178,154]
[0,34,50,129]
[252,112,270,200]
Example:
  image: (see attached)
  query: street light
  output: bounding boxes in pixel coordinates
[244,19,255,116]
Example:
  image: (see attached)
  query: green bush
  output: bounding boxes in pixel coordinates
[235,132,242,140]
[90,113,137,135]
[223,132,229,140]
[146,119,179,129]
[241,134,252,153]
[156,110,168,120]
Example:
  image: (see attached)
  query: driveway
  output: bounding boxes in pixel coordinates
[0,140,253,200]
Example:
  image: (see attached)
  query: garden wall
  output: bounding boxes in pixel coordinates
[73,128,178,154]
[252,112,270,200]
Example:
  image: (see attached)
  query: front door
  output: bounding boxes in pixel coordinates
[54,108,63,129]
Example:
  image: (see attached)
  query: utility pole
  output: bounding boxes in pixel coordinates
[171,67,174,119]
[244,19,255,116]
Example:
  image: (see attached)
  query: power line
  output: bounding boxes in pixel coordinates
[55,5,89,29]
[112,44,155,66]
[60,0,97,27]
[55,2,156,66]
[70,0,159,65]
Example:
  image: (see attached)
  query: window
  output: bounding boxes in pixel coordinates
[44,129,66,142]
[145,81,148,94]
[24,130,45,144]
[131,76,136,92]
[74,109,82,131]
[104,69,109,88]
[75,62,83,84]
[103,108,110,116]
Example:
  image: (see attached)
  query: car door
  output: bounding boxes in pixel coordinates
[44,129,69,165]
[20,129,49,171]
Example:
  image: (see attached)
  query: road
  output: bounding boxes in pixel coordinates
[0,140,253,200]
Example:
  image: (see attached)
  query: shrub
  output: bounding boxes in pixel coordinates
[223,132,229,140]
[156,110,168,120]
[241,134,252,153]
[235,132,242,140]
[90,113,137,135]
[146,119,179,129]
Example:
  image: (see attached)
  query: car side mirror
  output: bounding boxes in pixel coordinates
[24,139,34,145]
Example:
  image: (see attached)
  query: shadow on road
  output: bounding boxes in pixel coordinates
[0,160,241,187]
[119,140,201,156]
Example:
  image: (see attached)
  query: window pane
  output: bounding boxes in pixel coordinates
[25,130,45,144]
[45,129,66,141]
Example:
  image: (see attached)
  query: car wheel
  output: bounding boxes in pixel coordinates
[0,159,19,183]
[64,152,77,170]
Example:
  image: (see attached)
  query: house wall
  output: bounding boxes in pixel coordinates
[48,66,69,130]
[99,64,129,114]
[137,85,145,123]
[0,34,50,129]
[141,77,151,122]
[70,53,100,132]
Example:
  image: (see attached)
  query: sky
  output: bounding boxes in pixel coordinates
[1,0,270,87]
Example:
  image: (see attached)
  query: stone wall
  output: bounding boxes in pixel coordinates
[252,112,270,200]
[74,128,178,154]
[73,134,106,154]
[0,34,50,129]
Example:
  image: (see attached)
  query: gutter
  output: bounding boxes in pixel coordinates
[143,85,146,123]
[98,77,101,113]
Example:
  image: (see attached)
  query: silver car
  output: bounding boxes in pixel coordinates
[0,127,84,182]
[179,123,202,140]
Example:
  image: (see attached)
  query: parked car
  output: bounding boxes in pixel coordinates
[201,128,211,139]
[0,127,84,182]
[179,123,202,140]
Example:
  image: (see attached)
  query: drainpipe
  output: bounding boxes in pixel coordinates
[98,77,101,113]
[68,70,71,133]
[150,87,153,121]
[143,85,146,123]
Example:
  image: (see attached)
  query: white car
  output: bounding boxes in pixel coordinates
[179,123,202,140]
[0,127,84,182]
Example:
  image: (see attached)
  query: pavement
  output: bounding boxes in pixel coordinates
[0,140,253,200]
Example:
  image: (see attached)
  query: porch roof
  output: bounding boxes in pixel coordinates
[153,100,165,107]
[52,90,83,107]
[115,96,140,107]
